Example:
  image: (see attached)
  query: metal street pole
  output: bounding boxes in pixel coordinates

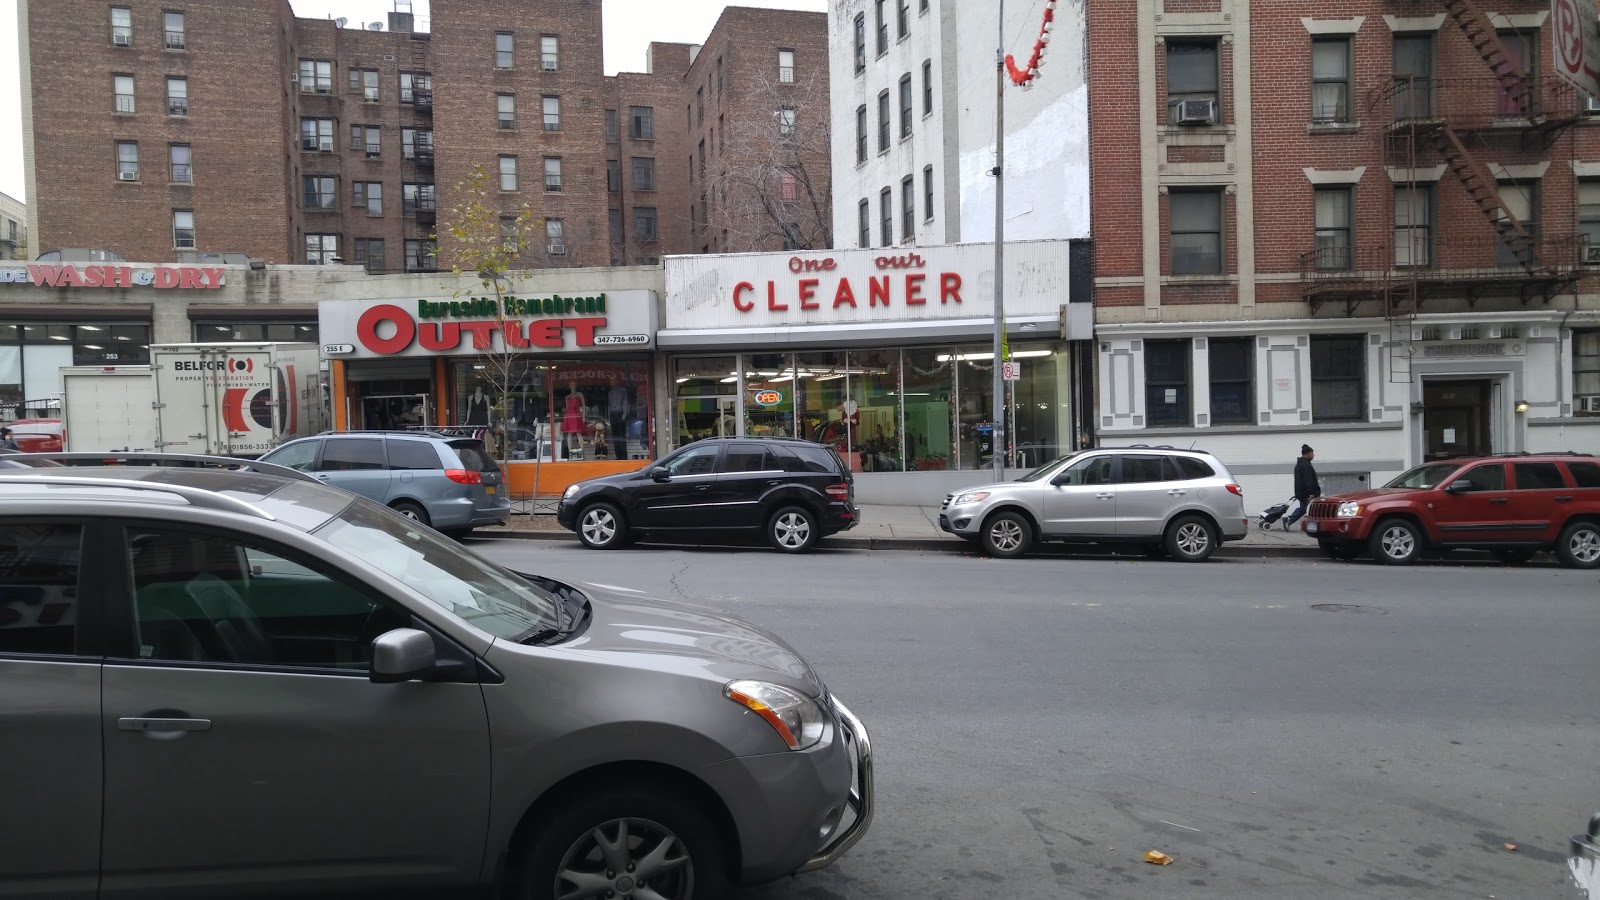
[991,0,1006,481]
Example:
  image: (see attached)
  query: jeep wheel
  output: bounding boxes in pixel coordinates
[1369,519,1423,566]
[1554,520,1600,570]
[577,502,629,550]
[980,511,1032,559]
[1164,515,1218,563]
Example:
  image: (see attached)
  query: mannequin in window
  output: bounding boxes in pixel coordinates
[464,386,491,426]
[605,373,631,460]
[562,381,584,456]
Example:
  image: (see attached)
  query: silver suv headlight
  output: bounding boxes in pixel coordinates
[725,680,825,751]
[953,491,991,505]
[1337,501,1362,518]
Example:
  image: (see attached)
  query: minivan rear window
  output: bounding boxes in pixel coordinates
[448,440,498,472]
[387,439,442,470]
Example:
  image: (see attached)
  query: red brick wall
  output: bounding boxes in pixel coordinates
[605,45,695,264]
[1088,0,1144,280]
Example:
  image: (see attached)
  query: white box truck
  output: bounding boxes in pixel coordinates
[60,366,161,452]
[60,343,326,456]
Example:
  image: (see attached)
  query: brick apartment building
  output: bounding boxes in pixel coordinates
[1088,0,1600,501]
[17,1,829,272]
[0,192,25,260]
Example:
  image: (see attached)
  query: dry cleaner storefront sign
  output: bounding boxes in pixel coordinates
[319,290,658,359]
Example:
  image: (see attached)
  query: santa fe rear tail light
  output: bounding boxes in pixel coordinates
[1225,483,1243,496]
[825,483,850,500]
[444,469,482,485]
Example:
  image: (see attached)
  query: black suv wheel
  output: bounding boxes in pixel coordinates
[768,506,818,553]
[577,502,629,550]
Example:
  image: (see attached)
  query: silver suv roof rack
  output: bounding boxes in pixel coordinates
[0,474,278,521]
[8,452,320,484]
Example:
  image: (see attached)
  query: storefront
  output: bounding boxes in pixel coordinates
[318,284,660,497]
[661,241,1094,504]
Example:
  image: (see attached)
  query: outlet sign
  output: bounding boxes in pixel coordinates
[318,290,658,358]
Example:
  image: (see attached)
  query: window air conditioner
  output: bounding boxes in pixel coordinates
[113,33,131,46]
[1584,245,1600,264]
[1580,395,1600,414]
[542,60,558,71]
[118,171,137,181]
[1173,98,1217,126]
[547,242,566,255]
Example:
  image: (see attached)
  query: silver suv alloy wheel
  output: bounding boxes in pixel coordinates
[581,506,619,547]
[987,517,1025,554]
[555,817,693,900]
[1172,521,1210,558]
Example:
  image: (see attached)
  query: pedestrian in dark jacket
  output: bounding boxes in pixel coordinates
[0,428,18,452]
[1284,444,1319,528]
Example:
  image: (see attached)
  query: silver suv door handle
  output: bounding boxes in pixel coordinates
[1096,492,1114,500]
[119,717,212,741]
[1167,489,1187,496]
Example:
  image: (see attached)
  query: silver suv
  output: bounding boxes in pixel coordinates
[939,447,1250,561]
[0,464,871,900]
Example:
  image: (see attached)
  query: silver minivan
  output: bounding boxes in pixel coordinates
[0,465,871,900]
[939,447,1251,560]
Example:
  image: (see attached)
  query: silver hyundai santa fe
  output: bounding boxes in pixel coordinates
[939,446,1250,561]
[0,464,870,900]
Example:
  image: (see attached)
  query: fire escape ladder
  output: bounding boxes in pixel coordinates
[1424,124,1541,272]
[1441,0,1538,119]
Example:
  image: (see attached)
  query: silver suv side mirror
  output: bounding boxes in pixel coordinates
[370,628,437,683]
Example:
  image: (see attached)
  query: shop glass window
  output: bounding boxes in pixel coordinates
[902,348,955,471]
[1310,334,1366,422]
[1008,345,1066,467]
[847,349,903,473]
[1169,189,1222,275]
[1576,331,1600,411]
[74,323,148,365]
[672,356,736,448]
[1208,337,1253,425]
[953,346,998,471]
[795,352,849,450]
[743,352,797,440]
[0,523,83,656]
[1144,339,1191,427]
[455,359,652,462]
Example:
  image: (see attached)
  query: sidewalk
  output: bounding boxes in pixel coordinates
[480,505,1327,559]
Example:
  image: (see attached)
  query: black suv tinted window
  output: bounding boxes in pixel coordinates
[0,522,82,656]
[1513,462,1565,490]
[387,439,441,470]
[788,444,841,473]
[724,444,775,473]
[664,445,720,476]
[320,438,386,471]
[1172,456,1215,480]
[1569,461,1600,488]
[1119,455,1168,484]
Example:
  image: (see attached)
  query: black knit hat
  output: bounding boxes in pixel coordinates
[1301,444,1313,455]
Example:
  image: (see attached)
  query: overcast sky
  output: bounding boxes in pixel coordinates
[0,0,826,204]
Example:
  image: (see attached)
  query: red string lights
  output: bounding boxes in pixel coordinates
[1003,0,1057,87]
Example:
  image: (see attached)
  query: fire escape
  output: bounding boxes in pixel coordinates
[1300,0,1583,380]
[401,5,437,273]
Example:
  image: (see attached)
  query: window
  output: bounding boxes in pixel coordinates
[605,108,619,143]
[901,175,915,239]
[898,74,914,138]
[114,74,135,113]
[629,105,654,139]
[1394,185,1433,267]
[1569,460,1600,485]
[1458,463,1506,491]
[498,156,518,191]
[853,14,866,71]
[401,128,432,160]
[1393,34,1434,119]
[1165,40,1219,123]
[1208,337,1253,425]
[778,107,796,142]
[1496,181,1537,268]
[495,32,514,68]
[634,207,658,241]
[631,157,655,191]
[0,523,82,656]
[400,72,430,104]
[898,0,910,36]
[405,239,436,272]
[880,186,893,245]
[172,210,195,248]
[497,93,516,129]
[499,216,521,251]
[718,114,724,152]
[1169,189,1222,275]
[922,60,933,115]
[606,159,620,192]
[779,49,795,83]
[298,59,332,93]
[116,141,139,180]
[608,209,623,248]
[402,182,435,217]
[1144,339,1191,427]
[542,95,561,131]
[859,198,871,247]
[1581,183,1600,256]
[1310,334,1365,421]
[164,11,185,49]
[166,77,188,115]
[717,56,724,94]
[1056,455,1113,486]
[1575,331,1600,408]
[354,237,385,273]
[1496,31,1537,116]
[698,139,706,177]
[875,0,888,54]
[300,118,334,152]
[1119,455,1170,484]
[541,34,559,71]
[169,143,191,183]
[303,175,336,210]
[123,526,414,668]
[305,233,339,264]
[349,68,378,101]
[877,90,890,151]
[1512,462,1566,490]
[387,439,440,470]
[725,444,776,473]
[923,165,934,221]
[111,6,132,45]
[1311,38,1350,123]
[353,181,382,215]
[545,219,565,254]
[544,157,562,192]
[1314,186,1352,271]
[350,124,380,159]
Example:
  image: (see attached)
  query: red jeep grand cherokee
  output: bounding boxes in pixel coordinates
[1302,453,1600,568]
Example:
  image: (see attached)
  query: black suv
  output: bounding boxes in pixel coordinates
[557,437,859,552]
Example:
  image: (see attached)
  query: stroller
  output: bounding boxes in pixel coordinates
[1258,498,1295,530]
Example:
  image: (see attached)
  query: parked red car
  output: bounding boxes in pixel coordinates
[6,419,64,453]
[1303,453,1600,568]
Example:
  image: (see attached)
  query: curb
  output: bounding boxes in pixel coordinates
[473,528,1328,559]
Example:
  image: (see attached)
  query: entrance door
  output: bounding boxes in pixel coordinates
[361,393,431,431]
[1423,379,1492,460]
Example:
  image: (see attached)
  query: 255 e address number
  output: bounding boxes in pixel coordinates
[592,334,650,345]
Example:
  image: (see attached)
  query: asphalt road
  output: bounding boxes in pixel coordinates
[471,538,1599,900]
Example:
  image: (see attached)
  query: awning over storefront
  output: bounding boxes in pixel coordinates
[657,313,1084,349]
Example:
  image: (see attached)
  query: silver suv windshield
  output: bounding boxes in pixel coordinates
[1016,454,1078,482]
[1385,463,1461,490]
[314,500,559,640]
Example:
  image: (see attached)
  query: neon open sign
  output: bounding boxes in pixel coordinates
[752,390,784,407]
